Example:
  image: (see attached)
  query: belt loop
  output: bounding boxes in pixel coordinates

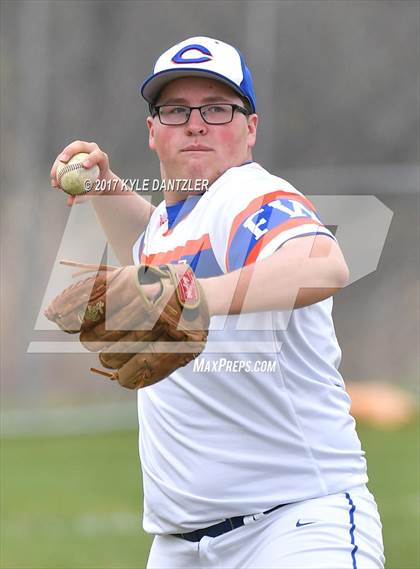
[243,512,265,525]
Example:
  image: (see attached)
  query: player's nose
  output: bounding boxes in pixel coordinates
[185,108,208,135]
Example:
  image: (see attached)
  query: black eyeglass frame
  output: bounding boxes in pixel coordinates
[150,103,251,125]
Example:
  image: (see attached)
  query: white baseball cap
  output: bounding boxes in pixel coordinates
[140,36,257,112]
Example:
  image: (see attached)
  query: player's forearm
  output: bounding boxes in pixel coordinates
[200,241,349,316]
[91,171,155,265]
[51,143,156,265]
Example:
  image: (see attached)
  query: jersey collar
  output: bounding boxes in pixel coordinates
[164,161,255,230]
[165,195,203,230]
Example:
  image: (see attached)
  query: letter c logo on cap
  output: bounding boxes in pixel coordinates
[172,44,213,64]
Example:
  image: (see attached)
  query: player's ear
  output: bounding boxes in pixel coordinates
[247,113,258,148]
[147,116,156,151]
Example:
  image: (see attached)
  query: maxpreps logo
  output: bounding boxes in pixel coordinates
[172,44,213,64]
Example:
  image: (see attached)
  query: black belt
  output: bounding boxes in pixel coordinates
[173,503,287,542]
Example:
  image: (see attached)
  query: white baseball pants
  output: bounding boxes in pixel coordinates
[146,484,384,569]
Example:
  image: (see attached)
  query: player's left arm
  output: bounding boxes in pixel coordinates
[198,234,349,316]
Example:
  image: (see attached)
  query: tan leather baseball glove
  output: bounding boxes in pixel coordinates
[44,261,210,389]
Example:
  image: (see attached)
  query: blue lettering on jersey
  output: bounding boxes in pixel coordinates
[172,44,213,64]
[243,199,319,240]
[228,199,320,271]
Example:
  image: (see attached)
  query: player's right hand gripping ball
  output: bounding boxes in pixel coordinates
[56,152,99,195]
[44,263,210,389]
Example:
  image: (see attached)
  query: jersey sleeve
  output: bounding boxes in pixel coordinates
[224,189,335,272]
[131,202,167,264]
[132,231,145,264]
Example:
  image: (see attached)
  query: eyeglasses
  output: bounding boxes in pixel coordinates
[151,103,250,125]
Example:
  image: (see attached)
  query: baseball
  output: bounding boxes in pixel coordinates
[56,152,99,195]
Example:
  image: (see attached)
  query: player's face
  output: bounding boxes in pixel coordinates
[147,77,258,190]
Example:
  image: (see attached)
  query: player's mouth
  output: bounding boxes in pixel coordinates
[181,145,213,152]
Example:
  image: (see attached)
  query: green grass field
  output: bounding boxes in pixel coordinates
[1,421,418,569]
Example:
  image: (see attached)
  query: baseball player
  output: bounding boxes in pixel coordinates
[50,37,384,568]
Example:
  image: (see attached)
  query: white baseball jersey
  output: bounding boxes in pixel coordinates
[132,162,367,535]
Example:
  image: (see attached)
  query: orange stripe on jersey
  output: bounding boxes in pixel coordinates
[244,218,322,266]
[227,190,316,257]
[141,234,211,266]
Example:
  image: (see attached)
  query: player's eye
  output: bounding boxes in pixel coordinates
[160,106,188,116]
[204,105,229,115]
